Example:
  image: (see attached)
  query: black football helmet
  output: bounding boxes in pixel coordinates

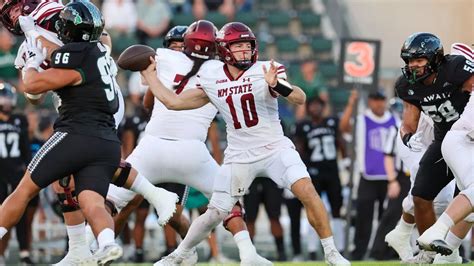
[400,32,444,84]
[0,0,41,35]
[163,25,188,48]
[0,82,17,115]
[56,1,104,43]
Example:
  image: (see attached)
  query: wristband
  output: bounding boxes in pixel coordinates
[270,79,293,97]
[401,132,413,147]
[25,92,42,100]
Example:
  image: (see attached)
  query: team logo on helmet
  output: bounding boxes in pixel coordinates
[72,9,82,25]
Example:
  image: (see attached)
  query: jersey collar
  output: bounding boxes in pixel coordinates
[223,64,247,81]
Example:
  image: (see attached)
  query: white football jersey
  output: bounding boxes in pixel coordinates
[197,60,288,150]
[144,48,218,142]
[451,92,474,131]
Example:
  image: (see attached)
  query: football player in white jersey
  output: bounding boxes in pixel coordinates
[107,20,271,266]
[416,43,474,260]
[143,22,350,266]
[0,0,178,264]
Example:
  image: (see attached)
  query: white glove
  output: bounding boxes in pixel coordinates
[18,16,39,38]
[407,131,424,152]
[25,36,46,70]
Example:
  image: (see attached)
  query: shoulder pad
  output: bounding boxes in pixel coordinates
[56,42,90,53]
[444,55,474,85]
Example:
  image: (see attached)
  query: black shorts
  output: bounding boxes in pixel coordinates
[28,132,121,198]
[310,168,343,218]
[244,177,283,221]
[411,140,454,201]
[138,183,189,209]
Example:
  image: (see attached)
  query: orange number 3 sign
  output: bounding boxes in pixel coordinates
[344,42,375,78]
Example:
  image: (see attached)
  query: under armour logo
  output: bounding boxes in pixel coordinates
[408,89,414,95]
[27,51,36,58]
[242,77,250,82]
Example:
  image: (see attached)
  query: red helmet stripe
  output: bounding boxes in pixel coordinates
[31,1,62,20]
[36,7,62,22]
[30,1,50,17]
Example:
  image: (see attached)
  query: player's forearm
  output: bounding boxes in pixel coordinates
[23,69,53,94]
[286,85,306,105]
[400,101,419,138]
[339,101,355,134]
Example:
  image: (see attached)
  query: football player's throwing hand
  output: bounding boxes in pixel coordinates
[263,59,278,87]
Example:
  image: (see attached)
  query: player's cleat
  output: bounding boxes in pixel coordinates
[53,245,93,266]
[433,248,462,264]
[402,250,436,264]
[149,188,179,226]
[134,248,145,263]
[324,250,351,266]
[427,239,453,256]
[90,243,123,266]
[417,226,449,254]
[385,227,413,261]
[153,248,196,266]
[181,248,198,266]
[19,256,35,266]
[241,253,273,266]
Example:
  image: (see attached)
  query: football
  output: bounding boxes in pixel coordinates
[117,44,156,71]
